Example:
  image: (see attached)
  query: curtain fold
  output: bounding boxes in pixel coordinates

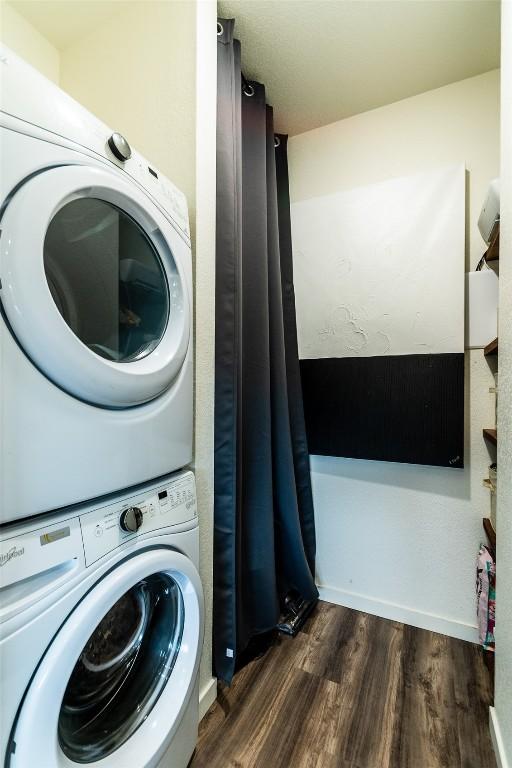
[275,134,317,580]
[213,19,242,680]
[214,19,318,684]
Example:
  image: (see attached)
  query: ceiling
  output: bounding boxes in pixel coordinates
[10,0,501,135]
[8,0,123,50]
[218,0,501,135]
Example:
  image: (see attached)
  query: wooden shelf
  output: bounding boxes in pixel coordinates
[483,517,496,551]
[483,428,497,446]
[485,223,500,262]
[484,337,498,357]
[484,648,495,681]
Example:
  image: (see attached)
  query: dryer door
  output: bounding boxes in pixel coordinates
[10,548,203,768]
[0,165,191,407]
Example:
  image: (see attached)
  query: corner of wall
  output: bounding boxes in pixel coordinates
[0,2,59,83]
[495,1,512,764]
[194,0,218,714]
[490,707,511,768]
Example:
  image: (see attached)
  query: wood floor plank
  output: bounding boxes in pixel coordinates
[448,635,495,768]
[295,600,360,683]
[292,678,342,766]
[391,626,461,768]
[247,668,325,768]
[335,614,405,768]
[191,633,309,767]
[190,601,495,768]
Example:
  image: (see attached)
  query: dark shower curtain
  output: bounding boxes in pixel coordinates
[214,19,318,685]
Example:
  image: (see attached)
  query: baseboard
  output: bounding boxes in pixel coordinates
[490,707,510,768]
[199,676,217,721]
[317,584,479,643]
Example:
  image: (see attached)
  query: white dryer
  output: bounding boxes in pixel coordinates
[0,46,193,523]
[0,470,203,768]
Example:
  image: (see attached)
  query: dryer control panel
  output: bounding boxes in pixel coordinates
[80,472,197,566]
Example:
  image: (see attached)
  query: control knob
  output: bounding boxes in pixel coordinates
[119,506,143,533]
[108,132,132,162]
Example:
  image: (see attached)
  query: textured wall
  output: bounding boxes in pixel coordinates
[291,165,465,359]
[494,1,512,761]
[289,71,499,640]
[1,2,59,82]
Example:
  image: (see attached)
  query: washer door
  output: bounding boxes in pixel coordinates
[0,165,191,407]
[11,549,203,768]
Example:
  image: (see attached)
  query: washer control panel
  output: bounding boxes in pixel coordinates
[80,472,197,566]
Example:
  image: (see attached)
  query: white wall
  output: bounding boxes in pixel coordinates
[291,164,466,359]
[289,70,500,641]
[0,1,59,82]
[493,3,512,764]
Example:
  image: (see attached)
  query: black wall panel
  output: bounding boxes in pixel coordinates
[300,353,464,468]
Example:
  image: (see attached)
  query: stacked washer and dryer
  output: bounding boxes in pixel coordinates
[0,46,203,768]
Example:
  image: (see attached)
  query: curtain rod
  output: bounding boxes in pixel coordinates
[217,21,257,99]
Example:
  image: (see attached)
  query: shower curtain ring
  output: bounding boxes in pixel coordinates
[243,83,255,97]
[217,22,223,35]
[274,136,281,148]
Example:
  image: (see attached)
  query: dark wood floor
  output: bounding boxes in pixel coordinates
[191,601,495,768]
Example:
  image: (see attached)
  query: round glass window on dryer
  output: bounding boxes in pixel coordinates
[0,165,191,408]
[44,198,170,365]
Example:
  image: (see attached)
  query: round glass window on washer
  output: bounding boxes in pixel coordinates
[58,573,184,763]
[44,198,170,363]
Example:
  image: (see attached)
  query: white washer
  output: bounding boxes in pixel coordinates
[0,470,203,768]
[0,46,193,523]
